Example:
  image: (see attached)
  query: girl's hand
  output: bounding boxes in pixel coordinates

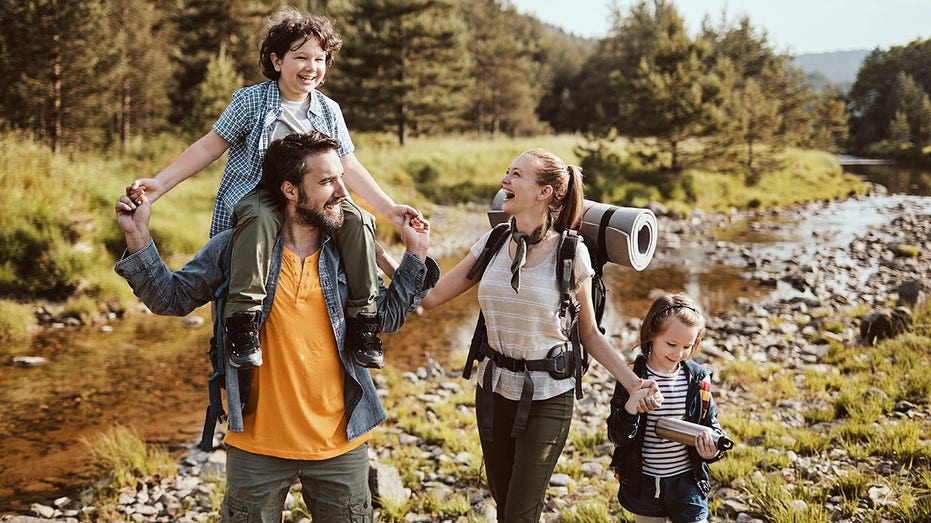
[637,379,663,412]
[624,387,652,414]
[695,431,718,459]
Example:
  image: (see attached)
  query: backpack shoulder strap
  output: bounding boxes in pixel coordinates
[201,251,232,451]
[556,229,580,302]
[699,376,712,421]
[462,223,512,379]
[555,230,589,399]
[467,222,511,281]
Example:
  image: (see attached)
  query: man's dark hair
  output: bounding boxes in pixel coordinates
[261,131,342,206]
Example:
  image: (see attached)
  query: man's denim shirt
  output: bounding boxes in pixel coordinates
[114,229,439,442]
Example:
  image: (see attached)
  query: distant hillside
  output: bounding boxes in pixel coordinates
[793,49,871,93]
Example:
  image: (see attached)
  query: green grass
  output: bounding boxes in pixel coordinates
[81,424,177,495]
[688,147,868,212]
[715,299,931,521]
[0,298,37,339]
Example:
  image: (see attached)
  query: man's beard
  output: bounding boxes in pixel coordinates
[295,190,344,232]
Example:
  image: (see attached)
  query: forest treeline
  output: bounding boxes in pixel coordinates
[3,0,926,169]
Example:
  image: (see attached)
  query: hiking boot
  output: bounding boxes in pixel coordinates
[225,311,263,368]
[346,312,384,369]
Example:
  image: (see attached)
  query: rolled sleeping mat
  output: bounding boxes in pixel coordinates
[487,189,657,271]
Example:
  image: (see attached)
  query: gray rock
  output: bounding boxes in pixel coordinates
[369,462,410,508]
[11,356,48,368]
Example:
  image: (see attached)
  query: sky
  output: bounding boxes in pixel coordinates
[508,0,931,55]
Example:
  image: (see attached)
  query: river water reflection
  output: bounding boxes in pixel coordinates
[1,160,928,513]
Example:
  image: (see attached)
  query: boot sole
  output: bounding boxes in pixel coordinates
[229,352,263,368]
[351,353,384,369]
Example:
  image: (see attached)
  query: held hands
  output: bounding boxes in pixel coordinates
[387,204,422,228]
[625,378,663,414]
[126,178,166,205]
[624,387,653,414]
[399,213,431,260]
[695,431,718,460]
[114,192,152,253]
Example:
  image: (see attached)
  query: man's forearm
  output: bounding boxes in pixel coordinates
[377,253,439,333]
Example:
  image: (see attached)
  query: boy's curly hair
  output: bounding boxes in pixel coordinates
[259,7,343,82]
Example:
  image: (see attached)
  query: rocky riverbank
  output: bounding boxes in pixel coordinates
[3,189,929,522]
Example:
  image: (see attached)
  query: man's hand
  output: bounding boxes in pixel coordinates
[399,214,430,260]
[126,178,166,205]
[115,193,153,253]
[386,204,421,227]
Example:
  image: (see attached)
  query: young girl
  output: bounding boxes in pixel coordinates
[420,149,660,522]
[126,7,417,370]
[607,293,729,523]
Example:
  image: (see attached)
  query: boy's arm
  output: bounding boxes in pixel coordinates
[340,153,418,226]
[128,130,231,203]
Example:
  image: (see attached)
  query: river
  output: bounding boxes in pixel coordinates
[0,160,928,513]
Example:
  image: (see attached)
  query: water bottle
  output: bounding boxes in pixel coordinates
[654,417,734,451]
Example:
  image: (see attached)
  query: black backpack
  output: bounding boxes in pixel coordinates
[461,222,609,402]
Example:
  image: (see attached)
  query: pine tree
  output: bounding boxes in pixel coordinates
[702,13,814,168]
[187,44,245,134]
[460,0,543,137]
[888,108,911,150]
[331,0,471,144]
[808,87,849,152]
[164,0,268,127]
[0,0,119,152]
[110,0,175,148]
[887,71,931,149]
[595,0,721,171]
[847,39,931,152]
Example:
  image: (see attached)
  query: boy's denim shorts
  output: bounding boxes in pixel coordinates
[618,470,709,523]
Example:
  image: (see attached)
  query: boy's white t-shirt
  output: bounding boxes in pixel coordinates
[469,229,594,401]
[271,96,314,141]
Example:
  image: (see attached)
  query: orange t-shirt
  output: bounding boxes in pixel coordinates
[225,247,370,459]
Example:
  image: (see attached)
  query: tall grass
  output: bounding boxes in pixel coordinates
[81,425,177,491]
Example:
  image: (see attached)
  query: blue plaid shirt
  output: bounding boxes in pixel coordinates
[210,81,354,237]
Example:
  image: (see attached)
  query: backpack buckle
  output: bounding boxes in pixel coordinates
[546,345,574,380]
